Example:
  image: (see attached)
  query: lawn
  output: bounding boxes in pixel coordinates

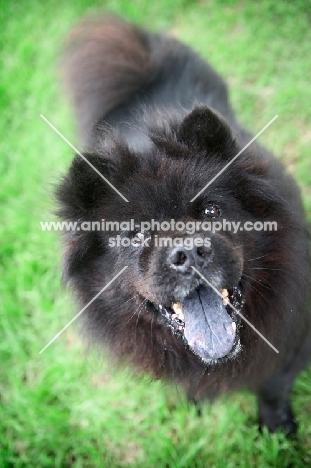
[1,0,311,466]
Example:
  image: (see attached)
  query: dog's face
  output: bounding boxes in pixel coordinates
[57,107,283,368]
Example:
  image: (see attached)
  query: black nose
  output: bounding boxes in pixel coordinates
[169,244,212,272]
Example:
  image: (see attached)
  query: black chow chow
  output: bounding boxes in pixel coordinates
[57,16,310,434]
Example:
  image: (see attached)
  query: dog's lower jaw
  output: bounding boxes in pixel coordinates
[149,284,245,363]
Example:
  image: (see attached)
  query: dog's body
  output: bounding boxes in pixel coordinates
[58,16,310,434]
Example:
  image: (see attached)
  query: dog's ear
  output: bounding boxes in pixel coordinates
[56,143,138,219]
[179,106,235,153]
[56,153,120,219]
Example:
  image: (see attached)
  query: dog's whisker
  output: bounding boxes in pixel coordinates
[123,298,147,327]
[135,299,148,342]
[241,278,271,305]
[242,273,277,293]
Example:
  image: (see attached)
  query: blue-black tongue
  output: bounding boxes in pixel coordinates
[181,286,236,361]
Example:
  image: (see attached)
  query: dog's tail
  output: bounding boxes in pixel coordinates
[61,16,152,143]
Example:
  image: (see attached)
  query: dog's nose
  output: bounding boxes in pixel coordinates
[169,245,212,272]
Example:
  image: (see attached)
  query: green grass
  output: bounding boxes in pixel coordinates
[1,0,311,466]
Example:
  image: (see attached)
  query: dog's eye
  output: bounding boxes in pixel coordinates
[132,231,151,246]
[204,203,220,218]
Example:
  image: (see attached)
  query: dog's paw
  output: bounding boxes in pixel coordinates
[258,401,298,437]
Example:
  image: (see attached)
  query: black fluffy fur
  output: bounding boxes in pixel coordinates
[58,16,311,435]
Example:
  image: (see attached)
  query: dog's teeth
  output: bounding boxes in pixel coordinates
[220,288,228,298]
[220,288,229,305]
[232,322,236,333]
[172,302,184,320]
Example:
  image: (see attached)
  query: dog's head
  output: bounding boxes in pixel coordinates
[57,106,284,369]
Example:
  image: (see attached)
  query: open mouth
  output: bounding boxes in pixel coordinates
[154,285,244,362]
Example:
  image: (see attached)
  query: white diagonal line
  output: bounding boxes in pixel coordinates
[40,114,129,202]
[39,266,128,354]
[190,115,278,202]
[191,266,279,354]
[142,237,151,247]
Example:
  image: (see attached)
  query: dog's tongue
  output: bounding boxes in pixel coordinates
[181,286,235,361]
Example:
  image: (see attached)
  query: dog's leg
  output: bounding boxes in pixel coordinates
[257,334,311,435]
[258,379,297,435]
[187,396,203,417]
